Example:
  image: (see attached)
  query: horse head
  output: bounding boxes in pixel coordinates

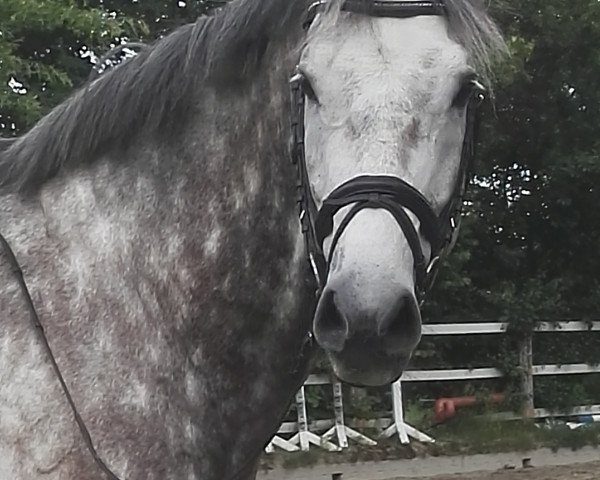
[295,0,504,386]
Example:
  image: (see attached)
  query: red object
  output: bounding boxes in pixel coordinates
[433,393,505,423]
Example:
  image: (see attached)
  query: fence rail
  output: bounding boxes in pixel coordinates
[266,320,600,453]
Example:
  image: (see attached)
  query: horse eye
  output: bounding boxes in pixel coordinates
[452,78,486,109]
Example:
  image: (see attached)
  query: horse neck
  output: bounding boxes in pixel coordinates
[79,48,307,319]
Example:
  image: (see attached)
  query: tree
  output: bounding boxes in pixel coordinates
[0,0,221,136]
[427,0,600,322]
[89,0,223,40]
[420,0,600,409]
[0,0,141,135]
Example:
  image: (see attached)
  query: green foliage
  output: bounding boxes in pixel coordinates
[433,415,600,455]
[428,0,600,319]
[404,401,434,430]
[0,1,218,135]
[88,1,220,40]
[420,0,600,411]
[0,0,136,134]
[535,378,590,413]
[262,416,600,468]
[435,416,541,453]
[343,386,389,419]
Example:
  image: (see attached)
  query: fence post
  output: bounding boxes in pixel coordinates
[518,332,535,418]
[382,380,435,443]
[332,381,349,448]
[289,385,343,452]
[296,386,310,451]
[323,382,378,447]
[391,380,410,444]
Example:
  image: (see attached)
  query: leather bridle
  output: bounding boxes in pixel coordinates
[0,1,482,479]
[291,0,480,303]
[304,0,446,27]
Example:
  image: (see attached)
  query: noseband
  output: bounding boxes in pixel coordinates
[291,0,479,302]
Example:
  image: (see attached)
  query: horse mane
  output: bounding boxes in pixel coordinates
[0,138,16,153]
[0,0,504,194]
[0,0,307,193]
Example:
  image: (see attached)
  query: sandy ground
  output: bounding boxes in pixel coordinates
[258,447,600,480]
[398,461,600,480]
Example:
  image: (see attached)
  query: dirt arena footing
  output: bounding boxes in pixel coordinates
[258,446,600,480]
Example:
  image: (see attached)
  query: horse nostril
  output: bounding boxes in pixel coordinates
[378,292,422,354]
[313,289,348,353]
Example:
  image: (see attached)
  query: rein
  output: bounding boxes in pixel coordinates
[0,234,122,480]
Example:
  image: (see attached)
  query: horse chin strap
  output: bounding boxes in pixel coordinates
[290,72,476,305]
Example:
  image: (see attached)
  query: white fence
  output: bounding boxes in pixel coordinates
[266,321,600,453]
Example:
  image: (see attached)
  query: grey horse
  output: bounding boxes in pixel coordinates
[0,0,505,478]
[0,137,15,152]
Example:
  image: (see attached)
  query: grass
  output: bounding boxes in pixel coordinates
[429,412,600,455]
